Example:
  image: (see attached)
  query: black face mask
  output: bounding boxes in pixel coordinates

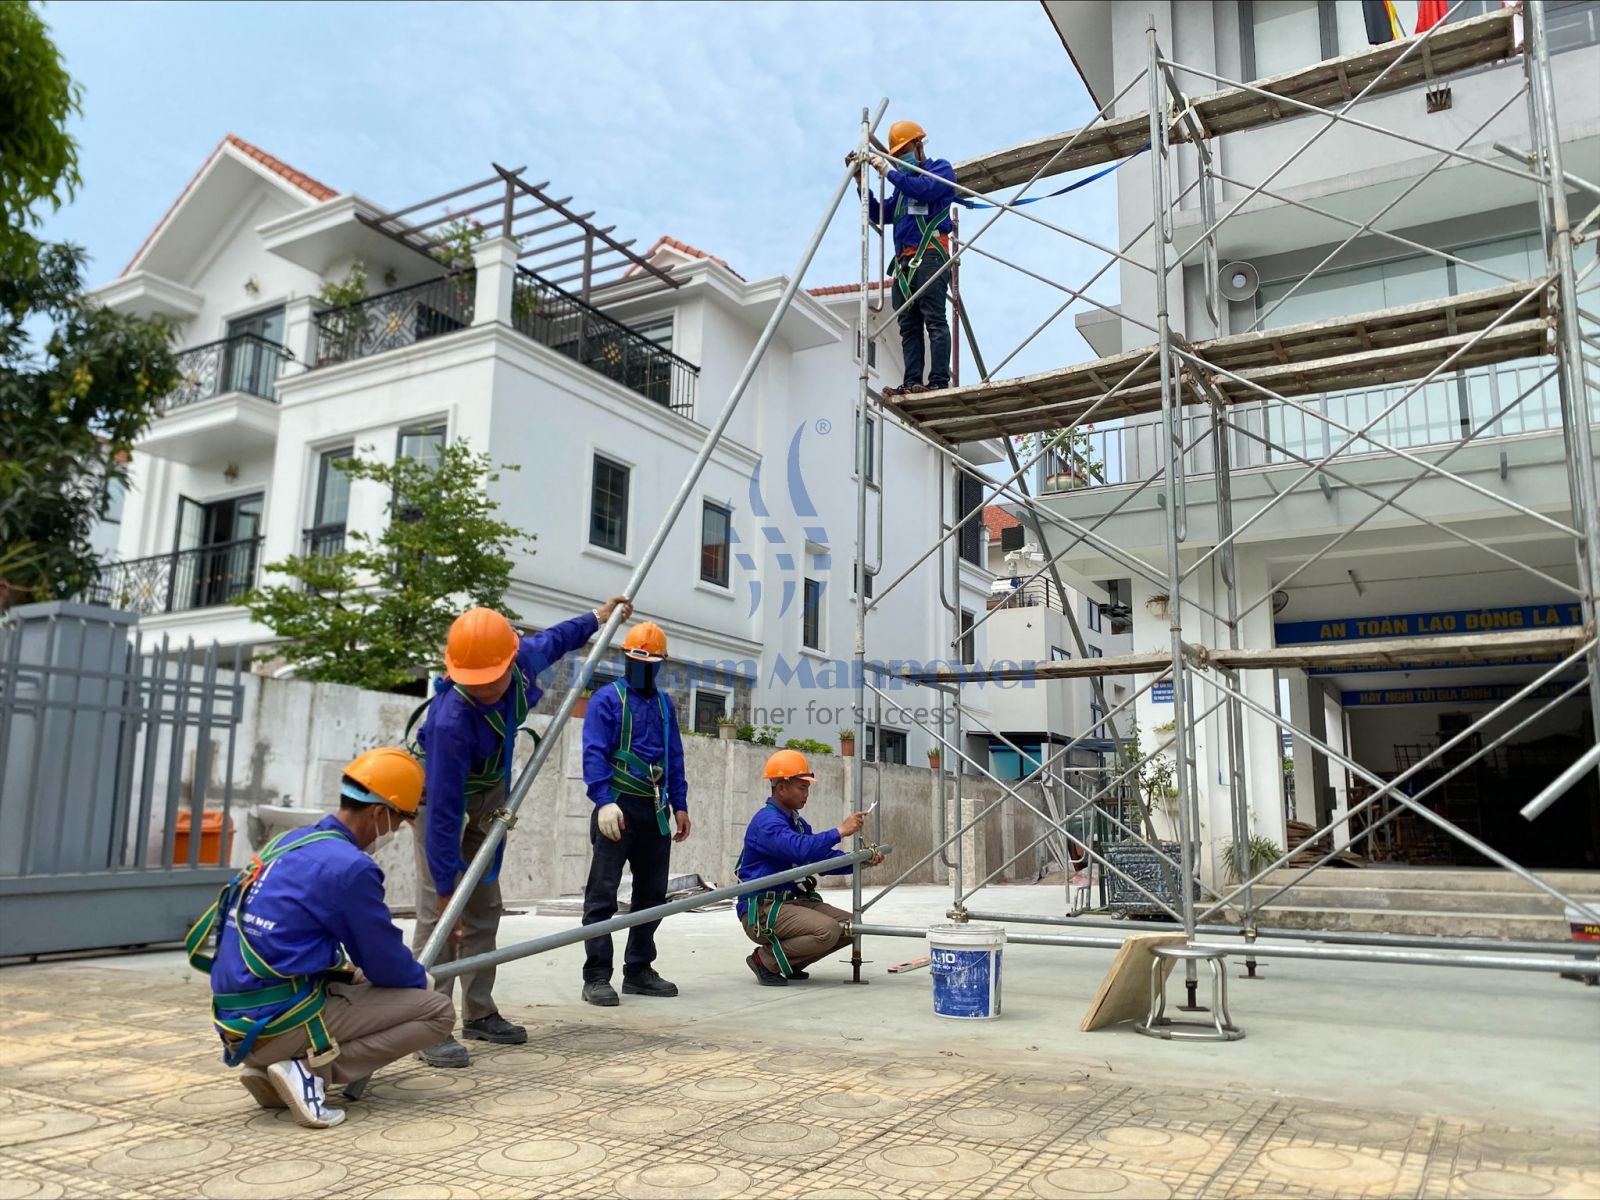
[625,658,658,695]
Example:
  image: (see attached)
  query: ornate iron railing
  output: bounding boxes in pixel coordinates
[301,524,346,557]
[512,267,698,417]
[313,273,476,366]
[163,334,287,411]
[84,537,264,616]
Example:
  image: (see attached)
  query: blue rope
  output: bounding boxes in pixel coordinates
[955,142,1150,210]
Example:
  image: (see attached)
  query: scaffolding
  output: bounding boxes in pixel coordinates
[427,4,1600,1018]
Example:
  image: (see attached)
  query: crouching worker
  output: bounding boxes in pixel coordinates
[734,750,883,986]
[185,747,452,1129]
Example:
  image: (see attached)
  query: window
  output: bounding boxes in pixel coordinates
[1087,596,1103,633]
[225,306,286,399]
[857,412,877,483]
[103,477,126,525]
[1051,646,1070,662]
[957,470,985,565]
[590,455,631,554]
[865,726,907,765]
[959,609,975,665]
[1090,700,1105,733]
[700,501,731,586]
[802,578,823,650]
[867,338,878,368]
[855,563,874,599]
[693,690,728,734]
[397,422,446,470]
[632,315,673,350]
[1248,0,1324,78]
[1091,646,1104,659]
[307,445,353,556]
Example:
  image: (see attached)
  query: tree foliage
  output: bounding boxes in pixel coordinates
[1,3,179,606]
[242,441,534,691]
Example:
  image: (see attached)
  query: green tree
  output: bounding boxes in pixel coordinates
[242,441,534,691]
[1,2,180,606]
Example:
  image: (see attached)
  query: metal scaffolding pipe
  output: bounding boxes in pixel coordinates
[852,922,1128,950]
[1521,742,1600,822]
[1187,940,1600,977]
[434,846,889,979]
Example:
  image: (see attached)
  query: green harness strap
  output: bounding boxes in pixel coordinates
[735,805,822,979]
[607,681,673,836]
[184,829,352,1067]
[893,193,952,302]
[404,667,538,796]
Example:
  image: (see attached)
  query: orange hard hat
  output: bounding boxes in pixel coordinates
[763,748,815,782]
[888,119,927,156]
[445,607,518,685]
[342,746,425,816]
[622,621,668,662]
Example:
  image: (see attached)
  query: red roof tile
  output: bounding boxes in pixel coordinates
[639,235,745,281]
[983,505,1022,538]
[121,134,337,276]
[807,280,891,297]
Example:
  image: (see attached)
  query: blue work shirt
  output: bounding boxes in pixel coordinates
[417,612,598,895]
[581,683,688,812]
[210,815,424,1014]
[868,158,958,257]
[734,801,853,919]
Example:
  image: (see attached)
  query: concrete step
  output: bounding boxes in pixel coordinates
[1260,867,1600,894]
[1255,886,1600,915]
[1259,905,1575,940]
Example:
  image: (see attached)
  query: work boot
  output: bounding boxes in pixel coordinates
[416,1036,471,1068]
[789,968,811,981]
[582,980,620,1007]
[265,1059,345,1129]
[746,952,788,987]
[462,1012,528,1044]
[621,967,679,997]
[341,1076,371,1101]
[239,1065,286,1110]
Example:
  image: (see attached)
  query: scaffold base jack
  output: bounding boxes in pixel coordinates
[1137,945,1245,1042]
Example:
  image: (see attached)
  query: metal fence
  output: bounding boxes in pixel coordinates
[301,524,347,557]
[163,332,289,410]
[0,604,244,956]
[84,536,263,617]
[313,273,476,366]
[513,266,699,417]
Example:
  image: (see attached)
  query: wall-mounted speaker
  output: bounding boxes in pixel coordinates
[1220,261,1260,302]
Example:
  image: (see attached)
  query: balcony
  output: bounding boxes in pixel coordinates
[313,274,475,366]
[84,538,264,617]
[139,334,288,465]
[302,525,347,557]
[513,267,699,418]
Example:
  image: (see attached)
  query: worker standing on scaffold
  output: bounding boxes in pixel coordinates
[735,750,883,986]
[852,119,957,399]
[410,597,632,1068]
[578,621,690,1006]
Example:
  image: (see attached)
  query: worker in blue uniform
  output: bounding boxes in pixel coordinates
[854,118,958,398]
[186,747,452,1129]
[735,749,882,986]
[579,621,690,1006]
[410,598,631,1067]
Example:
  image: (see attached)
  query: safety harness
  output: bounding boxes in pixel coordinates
[892,190,952,303]
[403,667,539,884]
[736,802,822,978]
[606,681,674,836]
[185,829,353,1068]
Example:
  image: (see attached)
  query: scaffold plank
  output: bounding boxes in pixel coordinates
[900,627,1590,684]
[889,280,1549,442]
[955,7,1519,195]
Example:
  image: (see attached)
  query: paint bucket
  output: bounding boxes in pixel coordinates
[927,922,1005,1020]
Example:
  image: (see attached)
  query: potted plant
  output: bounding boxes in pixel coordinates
[1146,593,1171,619]
[315,262,370,365]
[927,746,942,770]
[717,716,738,741]
[838,729,856,757]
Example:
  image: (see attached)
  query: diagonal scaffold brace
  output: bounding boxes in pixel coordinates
[418,98,894,971]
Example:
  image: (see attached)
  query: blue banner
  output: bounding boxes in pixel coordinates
[1277,601,1582,646]
[1341,680,1585,707]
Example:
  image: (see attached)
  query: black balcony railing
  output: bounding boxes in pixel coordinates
[84,537,264,616]
[302,524,347,557]
[313,273,476,366]
[513,267,699,417]
[163,333,288,411]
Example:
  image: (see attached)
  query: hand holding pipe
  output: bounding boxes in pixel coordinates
[431,844,891,980]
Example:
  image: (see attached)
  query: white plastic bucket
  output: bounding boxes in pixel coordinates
[928,922,1005,1020]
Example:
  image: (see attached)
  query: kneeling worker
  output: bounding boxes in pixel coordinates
[187,747,452,1129]
[735,750,882,985]
[579,621,689,1005]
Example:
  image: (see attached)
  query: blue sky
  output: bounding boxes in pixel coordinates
[38,0,1117,378]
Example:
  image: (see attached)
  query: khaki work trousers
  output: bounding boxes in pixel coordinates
[242,983,455,1086]
[411,785,505,1022]
[742,895,852,974]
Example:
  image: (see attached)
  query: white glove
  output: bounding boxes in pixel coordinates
[597,802,625,842]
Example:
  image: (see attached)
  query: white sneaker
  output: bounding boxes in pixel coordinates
[265,1059,346,1129]
[239,1065,286,1110]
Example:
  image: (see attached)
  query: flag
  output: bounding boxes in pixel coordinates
[1362,0,1404,44]
[1416,0,1450,34]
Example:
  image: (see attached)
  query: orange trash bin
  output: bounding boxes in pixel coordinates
[173,810,234,865]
